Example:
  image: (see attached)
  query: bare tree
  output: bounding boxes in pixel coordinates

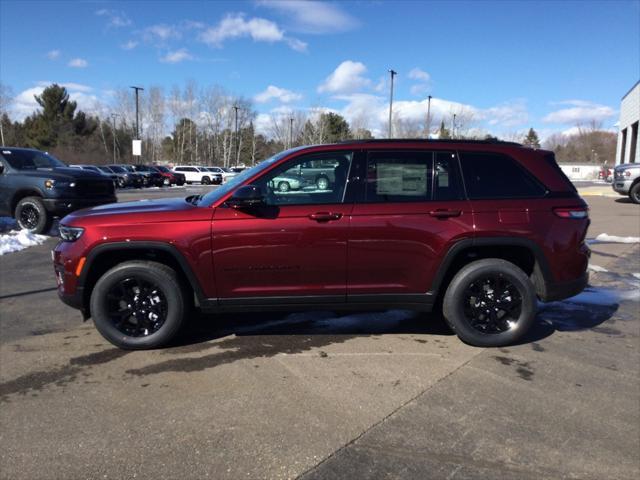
[0,83,14,145]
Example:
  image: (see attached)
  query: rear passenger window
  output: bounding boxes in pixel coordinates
[459,152,546,199]
[366,151,430,202]
[433,152,464,201]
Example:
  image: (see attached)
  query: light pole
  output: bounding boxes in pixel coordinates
[111,113,119,162]
[452,113,457,139]
[425,95,432,139]
[129,86,144,139]
[387,69,397,138]
[289,117,294,149]
[233,105,239,166]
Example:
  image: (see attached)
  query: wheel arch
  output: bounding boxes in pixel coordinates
[79,241,207,316]
[429,237,553,302]
[11,188,44,214]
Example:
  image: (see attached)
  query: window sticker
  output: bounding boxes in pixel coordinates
[376,163,427,196]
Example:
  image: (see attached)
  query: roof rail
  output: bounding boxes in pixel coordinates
[335,138,523,147]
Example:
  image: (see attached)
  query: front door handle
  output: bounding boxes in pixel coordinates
[309,212,343,222]
[429,209,461,218]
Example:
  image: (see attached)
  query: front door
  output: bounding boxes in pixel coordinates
[212,150,355,303]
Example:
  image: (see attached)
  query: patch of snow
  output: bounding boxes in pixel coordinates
[0,229,49,255]
[588,264,608,272]
[587,233,640,244]
[633,273,640,280]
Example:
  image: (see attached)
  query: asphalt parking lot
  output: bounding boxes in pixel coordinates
[0,188,638,479]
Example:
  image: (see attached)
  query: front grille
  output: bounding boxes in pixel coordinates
[75,179,115,197]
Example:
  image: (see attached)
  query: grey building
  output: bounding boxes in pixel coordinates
[616,81,639,165]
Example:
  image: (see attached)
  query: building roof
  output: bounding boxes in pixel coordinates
[622,80,640,100]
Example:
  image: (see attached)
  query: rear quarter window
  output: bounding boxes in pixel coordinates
[459,152,547,199]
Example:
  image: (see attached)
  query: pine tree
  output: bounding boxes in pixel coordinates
[438,120,451,139]
[523,128,541,148]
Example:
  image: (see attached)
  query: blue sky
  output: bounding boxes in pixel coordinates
[1,0,638,138]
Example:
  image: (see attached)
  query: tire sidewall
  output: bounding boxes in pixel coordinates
[630,183,640,204]
[443,259,537,347]
[15,197,50,234]
[90,263,186,349]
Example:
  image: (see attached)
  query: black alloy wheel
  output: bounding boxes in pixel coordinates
[462,274,522,334]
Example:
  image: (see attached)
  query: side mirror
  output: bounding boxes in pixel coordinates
[226,185,265,209]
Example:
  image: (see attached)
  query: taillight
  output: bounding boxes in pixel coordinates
[553,207,589,219]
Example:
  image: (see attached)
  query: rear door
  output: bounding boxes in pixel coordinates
[347,149,474,301]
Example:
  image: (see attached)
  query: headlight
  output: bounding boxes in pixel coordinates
[44,179,75,189]
[59,225,85,242]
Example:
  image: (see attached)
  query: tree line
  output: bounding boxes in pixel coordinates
[0,82,617,166]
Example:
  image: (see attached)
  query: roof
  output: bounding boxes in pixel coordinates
[336,138,523,147]
[622,80,640,100]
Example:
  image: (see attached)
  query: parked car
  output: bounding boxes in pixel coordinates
[172,165,216,185]
[612,163,640,203]
[106,165,144,188]
[151,165,186,186]
[206,166,236,183]
[598,167,613,183]
[0,147,116,233]
[54,139,590,350]
[70,164,119,186]
[129,165,165,187]
[201,167,223,184]
[270,173,306,192]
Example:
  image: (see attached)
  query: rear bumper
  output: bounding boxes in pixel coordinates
[43,197,117,216]
[540,271,589,302]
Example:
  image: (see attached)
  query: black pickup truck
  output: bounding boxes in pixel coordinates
[0,147,117,234]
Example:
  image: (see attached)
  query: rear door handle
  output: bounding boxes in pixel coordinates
[309,212,343,222]
[429,209,461,218]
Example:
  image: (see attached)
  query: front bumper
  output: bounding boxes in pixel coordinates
[43,197,117,216]
[612,179,633,195]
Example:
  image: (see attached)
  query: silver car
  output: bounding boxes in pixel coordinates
[612,163,640,203]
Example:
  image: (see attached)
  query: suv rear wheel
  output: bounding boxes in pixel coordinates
[443,258,536,347]
[15,196,51,234]
[90,261,187,350]
[201,176,211,185]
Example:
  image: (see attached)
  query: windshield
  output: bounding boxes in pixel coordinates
[1,149,66,170]
[98,166,113,173]
[120,165,135,172]
[155,165,170,173]
[134,165,151,172]
[108,165,126,174]
[200,149,296,206]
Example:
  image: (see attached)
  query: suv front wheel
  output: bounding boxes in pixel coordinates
[90,261,187,349]
[443,259,536,347]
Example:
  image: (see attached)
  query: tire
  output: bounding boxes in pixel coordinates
[278,181,291,192]
[163,178,171,186]
[316,176,329,190]
[629,182,640,204]
[201,176,211,185]
[15,196,51,234]
[117,177,126,188]
[442,258,536,348]
[90,261,188,350]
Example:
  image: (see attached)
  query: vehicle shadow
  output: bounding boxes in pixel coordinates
[614,197,633,204]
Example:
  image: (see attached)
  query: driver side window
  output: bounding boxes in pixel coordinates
[255,151,353,206]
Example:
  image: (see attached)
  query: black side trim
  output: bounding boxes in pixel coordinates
[79,241,207,302]
[428,237,555,298]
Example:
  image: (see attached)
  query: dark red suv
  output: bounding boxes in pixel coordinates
[53,140,590,349]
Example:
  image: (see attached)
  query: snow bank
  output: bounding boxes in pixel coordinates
[588,233,640,244]
[0,229,49,255]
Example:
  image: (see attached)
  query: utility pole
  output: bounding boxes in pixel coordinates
[289,117,294,149]
[425,95,432,139]
[233,105,239,166]
[111,113,119,162]
[387,69,397,138]
[130,86,144,139]
[452,113,457,139]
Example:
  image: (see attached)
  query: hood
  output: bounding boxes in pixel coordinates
[614,163,640,171]
[17,167,109,181]
[77,197,194,217]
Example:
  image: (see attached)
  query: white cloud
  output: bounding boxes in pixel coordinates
[199,13,305,51]
[318,61,371,94]
[46,50,61,60]
[408,68,430,82]
[255,85,302,104]
[143,24,181,43]
[121,40,138,50]
[160,48,193,63]
[11,83,101,120]
[256,0,358,33]
[543,100,616,124]
[483,99,529,127]
[68,58,88,68]
[95,9,132,28]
